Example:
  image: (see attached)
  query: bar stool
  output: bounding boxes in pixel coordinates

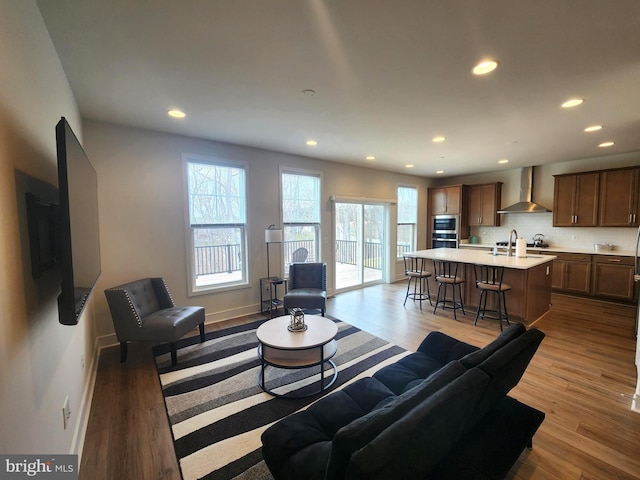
[402,256,432,310]
[473,264,511,331]
[432,260,465,319]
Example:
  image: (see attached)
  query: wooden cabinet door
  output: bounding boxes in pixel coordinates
[430,188,448,215]
[551,259,565,289]
[468,185,483,225]
[564,260,592,294]
[444,186,461,214]
[467,183,500,226]
[573,172,599,226]
[552,253,592,294]
[591,256,636,301]
[599,168,640,226]
[553,173,599,226]
[429,186,461,214]
[553,175,577,226]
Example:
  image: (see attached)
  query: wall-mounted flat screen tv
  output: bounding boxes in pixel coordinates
[56,117,101,325]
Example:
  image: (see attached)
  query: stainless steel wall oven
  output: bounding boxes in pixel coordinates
[432,214,460,248]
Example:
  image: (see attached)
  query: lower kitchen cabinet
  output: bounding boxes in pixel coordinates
[552,253,592,295]
[591,255,636,301]
[552,252,637,302]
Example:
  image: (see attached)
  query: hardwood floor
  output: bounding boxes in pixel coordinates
[79,284,640,480]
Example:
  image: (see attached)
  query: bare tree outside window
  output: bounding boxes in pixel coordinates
[281,171,321,274]
[397,186,417,257]
[186,159,247,291]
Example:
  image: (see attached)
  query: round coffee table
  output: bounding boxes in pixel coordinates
[256,315,338,397]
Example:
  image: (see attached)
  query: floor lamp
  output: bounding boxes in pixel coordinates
[265,225,283,279]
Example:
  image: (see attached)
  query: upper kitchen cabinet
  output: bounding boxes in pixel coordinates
[468,182,502,226]
[598,167,640,227]
[553,172,599,227]
[429,185,464,215]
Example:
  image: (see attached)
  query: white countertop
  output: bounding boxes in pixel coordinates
[459,242,636,257]
[408,248,556,270]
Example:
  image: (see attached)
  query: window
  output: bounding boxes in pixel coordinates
[185,157,247,293]
[281,170,321,274]
[397,186,418,257]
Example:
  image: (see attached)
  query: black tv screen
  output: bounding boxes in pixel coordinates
[56,117,101,325]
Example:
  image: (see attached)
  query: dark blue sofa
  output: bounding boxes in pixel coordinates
[261,323,545,480]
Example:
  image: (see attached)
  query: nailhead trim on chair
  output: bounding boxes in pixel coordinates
[106,288,143,327]
[160,278,176,307]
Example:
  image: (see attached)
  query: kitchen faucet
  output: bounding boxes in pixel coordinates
[507,229,518,257]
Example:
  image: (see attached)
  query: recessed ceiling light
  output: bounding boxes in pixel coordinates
[432,136,446,143]
[584,125,603,132]
[598,141,614,147]
[561,98,584,108]
[472,60,499,75]
[168,109,186,118]
[306,140,318,146]
[498,159,509,164]
[366,155,376,160]
[405,164,414,168]
[436,170,444,174]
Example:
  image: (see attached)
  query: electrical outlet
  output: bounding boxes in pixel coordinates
[80,354,85,370]
[571,234,578,241]
[62,396,71,430]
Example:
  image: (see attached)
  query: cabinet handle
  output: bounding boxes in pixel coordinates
[607,259,621,262]
[630,214,633,224]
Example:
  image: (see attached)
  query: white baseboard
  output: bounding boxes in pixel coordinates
[70,338,100,460]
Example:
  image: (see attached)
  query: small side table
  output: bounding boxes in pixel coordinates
[260,277,288,318]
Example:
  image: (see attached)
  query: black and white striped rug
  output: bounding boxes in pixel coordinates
[153,316,408,480]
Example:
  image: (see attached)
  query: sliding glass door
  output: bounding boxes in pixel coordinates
[334,202,386,291]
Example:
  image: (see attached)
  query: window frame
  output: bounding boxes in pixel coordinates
[280,167,322,276]
[396,185,418,258]
[183,154,249,295]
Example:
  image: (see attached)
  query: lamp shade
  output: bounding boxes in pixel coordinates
[265,228,283,243]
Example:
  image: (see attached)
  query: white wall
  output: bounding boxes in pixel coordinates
[432,154,640,251]
[83,121,431,339]
[0,1,97,455]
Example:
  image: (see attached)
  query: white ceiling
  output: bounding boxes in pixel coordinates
[37,0,640,177]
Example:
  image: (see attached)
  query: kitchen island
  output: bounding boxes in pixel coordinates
[408,248,557,324]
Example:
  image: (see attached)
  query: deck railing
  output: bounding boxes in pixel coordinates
[195,240,408,275]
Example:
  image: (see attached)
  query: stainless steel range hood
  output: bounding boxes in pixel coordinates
[497,166,552,214]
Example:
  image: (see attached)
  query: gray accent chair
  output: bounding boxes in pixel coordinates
[104,277,205,365]
[283,263,327,316]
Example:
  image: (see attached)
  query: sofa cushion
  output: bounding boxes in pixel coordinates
[277,441,332,480]
[372,352,444,394]
[373,330,479,394]
[345,368,491,480]
[416,331,480,363]
[325,361,467,480]
[459,322,526,368]
[261,377,394,478]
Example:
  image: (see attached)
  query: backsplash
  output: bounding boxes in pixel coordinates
[469,212,639,252]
